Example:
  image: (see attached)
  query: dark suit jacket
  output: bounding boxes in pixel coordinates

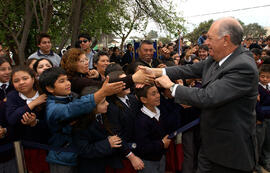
[134,110,166,161]
[73,117,123,173]
[165,46,258,171]
[107,94,140,143]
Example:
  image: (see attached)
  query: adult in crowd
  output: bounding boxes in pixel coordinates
[28,33,61,67]
[197,31,207,46]
[134,40,160,68]
[61,48,102,94]
[122,43,134,66]
[93,51,111,81]
[78,33,96,69]
[110,47,122,65]
[198,45,209,61]
[167,43,175,53]
[151,17,258,173]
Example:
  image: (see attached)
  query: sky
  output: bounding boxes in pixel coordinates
[174,0,270,32]
[128,0,270,38]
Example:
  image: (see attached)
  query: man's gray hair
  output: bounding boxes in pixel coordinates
[218,18,244,46]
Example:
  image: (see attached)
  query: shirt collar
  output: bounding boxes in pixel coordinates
[218,53,232,66]
[37,49,54,56]
[118,95,129,107]
[141,105,160,121]
[19,91,39,104]
[0,82,9,88]
[259,82,269,89]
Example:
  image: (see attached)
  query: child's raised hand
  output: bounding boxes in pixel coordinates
[29,94,47,110]
[101,77,125,96]
[162,134,171,149]
[108,135,122,148]
[21,112,38,127]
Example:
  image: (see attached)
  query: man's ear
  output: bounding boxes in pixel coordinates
[224,35,230,46]
[46,86,54,94]
[140,97,147,104]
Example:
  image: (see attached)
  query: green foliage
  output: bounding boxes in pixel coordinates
[0,0,186,64]
[243,23,267,39]
[185,20,213,44]
[145,30,158,40]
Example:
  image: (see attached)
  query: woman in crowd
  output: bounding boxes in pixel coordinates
[93,51,111,81]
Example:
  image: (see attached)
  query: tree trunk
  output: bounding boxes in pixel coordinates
[41,0,53,33]
[70,0,82,47]
[17,0,34,65]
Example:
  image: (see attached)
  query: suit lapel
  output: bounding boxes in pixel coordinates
[202,46,245,88]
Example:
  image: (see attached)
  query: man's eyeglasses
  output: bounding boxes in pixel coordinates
[79,39,88,44]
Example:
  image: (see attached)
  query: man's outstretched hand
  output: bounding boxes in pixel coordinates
[155,75,174,89]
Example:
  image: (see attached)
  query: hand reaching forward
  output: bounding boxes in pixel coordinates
[132,69,155,85]
[155,75,174,89]
[101,76,126,96]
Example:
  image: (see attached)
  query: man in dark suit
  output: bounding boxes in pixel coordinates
[150,17,258,172]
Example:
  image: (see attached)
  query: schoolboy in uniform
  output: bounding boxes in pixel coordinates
[256,64,270,172]
[134,84,171,173]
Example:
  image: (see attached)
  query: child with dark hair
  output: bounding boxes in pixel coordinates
[0,57,13,101]
[251,48,263,68]
[256,64,270,172]
[133,85,172,173]
[6,66,49,173]
[106,70,144,172]
[39,67,125,173]
[25,58,37,70]
[0,56,17,173]
[33,58,53,77]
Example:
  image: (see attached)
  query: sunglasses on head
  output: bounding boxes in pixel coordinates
[79,39,88,44]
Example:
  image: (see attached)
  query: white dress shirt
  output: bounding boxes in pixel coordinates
[141,105,160,121]
[19,91,39,104]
